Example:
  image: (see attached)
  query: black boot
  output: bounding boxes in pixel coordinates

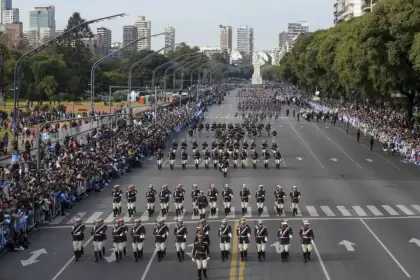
[74,251,79,262]
[119,252,123,260]
[303,252,308,263]
[123,247,126,256]
[134,251,138,262]
[281,252,285,262]
[81,247,84,255]
[102,247,105,256]
[119,207,122,215]
[242,208,245,215]
[115,252,120,262]
[113,208,117,217]
[221,251,225,261]
[244,250,248,261]
[308,252,311,261]
[99,251,102,259]
[203,269,208,278]
[128,209,132,217]
[177,251,182,262]
[181,250,185,260]
[262,251,266,261]
[198,269,202,280]
[257,251,261,262]
[225,208,229,216]
[95,251,99,262]
[240,251,244,262]
[157,251,162,262]
[133,207,136,214]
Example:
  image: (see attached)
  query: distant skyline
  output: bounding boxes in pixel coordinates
[14,0,334,50]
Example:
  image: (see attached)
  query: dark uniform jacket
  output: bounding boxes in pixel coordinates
[112,190,123,203]
[299,227,314,245]
[72,224,85,241]
[154,224,169,243]
[126,190,137,202]
[173,225,188,243]
[192,242,210,260]
[131,225,146,243]
[254,226,268,244]
[218,225,232,243]
[91,224,107,241]
[278,227,293,245]
[237,225,251,244]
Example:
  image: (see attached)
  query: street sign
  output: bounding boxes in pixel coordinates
[21,249,47,266]
[338,240,355,251]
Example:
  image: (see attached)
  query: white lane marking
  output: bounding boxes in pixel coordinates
[396,205,414,215]
[366,205,383,216]
[366,158,373,162]
[85,212,104,224]
[352,206,367,216]
[410,205,420,213]
[244,207,252,218]
[140,211,150,222]
[261,206,270,218]
[320,206,336,216]
[289,124,324,168]
[191,212,201,220]
[140,249,158,280]
[306,206,319,217]
[337,206,351,216]
[209,208,219,219]
[382,205,399,216]
[123,213,132,222]
[48,214,68,225]
[226,207,235,219]
[51,235,94,280]
[359,219,411,278]
[313,124,362,168]
[66,212,86,224]
[104,213,115,223]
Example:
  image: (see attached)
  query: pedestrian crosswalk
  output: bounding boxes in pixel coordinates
[49,204,420,225]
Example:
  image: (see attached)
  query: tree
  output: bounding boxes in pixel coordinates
[38,76,58,98]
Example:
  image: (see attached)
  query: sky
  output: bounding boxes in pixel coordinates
[14,0,334,51]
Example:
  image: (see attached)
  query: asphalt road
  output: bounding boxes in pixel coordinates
[2,89,420,280]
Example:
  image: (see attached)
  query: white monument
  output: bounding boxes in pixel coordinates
[251,52,268,85]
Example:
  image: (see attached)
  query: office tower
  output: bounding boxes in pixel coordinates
[164,25,175,53]
[123,25,138,52]
[278,31,288,48]
[97,27,112,56]
[29,5,56,42]
[334,0,364,24]
[2,8,18,24]
[0,0,12,24]
[219,25,232,51]
[236,25,254,63]
[133,16,151,51]
[287,21,309,49]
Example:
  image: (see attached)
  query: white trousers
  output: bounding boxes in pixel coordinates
[280,244,290,252]
[93,241,104,251]
[157,159,162,165]
[209,202,217,208]
[241,202,248,208]
[220,242,231,251]
[275,159,280,164]
[264,159,268,164]
[132,242,143,251]
[147,203,154,209]
[194,159,199,164]
[292,203,298,209]
[238,243,248,251]
[256,243,266,252]
[257,202,264,208]
[175,202,183,209]
[160,203,169,209]
[112,202,121,209]
[113,242,124,252]
[301,244,313,252]
[127,202,135,209]
[192,201,198,209]
[175,242,186,251]
[222,168,227,172]
[223,202,231,208]
[170,159,174,165]
[199,208,206,214]
[155,242,166,251]
[196,259,208,269]
[275,203,284,209]
[72,241,83,251]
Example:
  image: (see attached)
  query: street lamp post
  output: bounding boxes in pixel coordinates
[173,58,207,90]
[90,32,167,124]
[12,13,126,144]
[162,53,204,91]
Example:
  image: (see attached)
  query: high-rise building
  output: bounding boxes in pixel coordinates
[2,7,18,24]
[164,25,175,53]
[278,31,288,48]
[236,25,254,63]
[333,0,363,24]
[29,5,56,42]
[133,16,151,51]
[123,25,138,52]
[0,0,12,24]
[97,27,112,56]
[219,25,232,51]
[287,21,309,50]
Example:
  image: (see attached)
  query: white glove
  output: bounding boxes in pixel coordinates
[207,257,210,260]
[228,233,232,238]
[289,235,292,239]
[192,258,195,262]
[247,234,251,238]
[264,237,267,242]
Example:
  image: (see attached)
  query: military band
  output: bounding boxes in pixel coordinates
[131,219,145,262]
[91,218,107,262]
[71,218,85,262]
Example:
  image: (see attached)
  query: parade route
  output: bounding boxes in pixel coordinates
[2,89,420,280]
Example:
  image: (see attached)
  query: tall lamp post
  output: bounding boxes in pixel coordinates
[173,58,207,90]
[202,64,228,85]
[12,13,126,144]
[90,32,166,123]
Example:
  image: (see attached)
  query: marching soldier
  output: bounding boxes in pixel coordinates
[239,184,251,216]
[197,219,210,236]
[222,184,234,216]
[255,185,266,216]
[299,220,314,263]
[192,235,210,280]
[197,191,209,220]
[217,219,232,261]
[156,149,164,170]
[112,185,123,217]
[174,184,185,217]
[207,184,218,217]
[146,184,157,217]
[159,185,171,216]
[237,218,251,262]
[112,218,128,262]
[154,219,169,262]
[254,220,268,261]
[195,226,211,245]
[126,184,137,217]
[71,218,85,262]
[192,184,201,216]
[277,220,293,262]
[274,185,286,216]
[91,218,107,262]
[131,219,145,262]
[174,219,188,262]
[290,186,301,216]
